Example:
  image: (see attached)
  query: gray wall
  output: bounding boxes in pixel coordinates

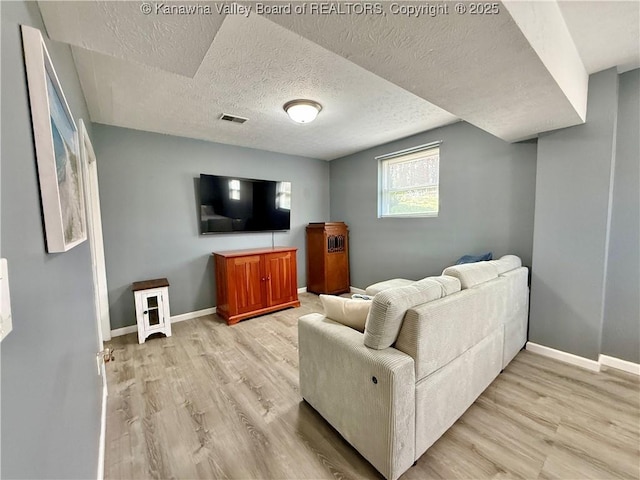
[529,69,619,361]
[329,121,537,289]
[602,69,640,363]
[1,1,101,478]
[92,125,330,330]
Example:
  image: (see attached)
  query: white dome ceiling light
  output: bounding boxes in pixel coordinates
[284,99,322,124]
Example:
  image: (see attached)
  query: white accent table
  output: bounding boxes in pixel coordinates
[132,278,171,344]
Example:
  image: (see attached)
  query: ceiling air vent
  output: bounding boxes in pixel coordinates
[219,113,248,124]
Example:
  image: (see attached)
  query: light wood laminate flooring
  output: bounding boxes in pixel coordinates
[105,293,640,480]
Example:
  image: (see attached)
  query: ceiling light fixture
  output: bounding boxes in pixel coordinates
[283,99,322,124]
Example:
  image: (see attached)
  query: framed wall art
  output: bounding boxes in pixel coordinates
[21,25,87,253]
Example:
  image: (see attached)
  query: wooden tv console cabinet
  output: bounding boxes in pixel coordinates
[213,247,300,325]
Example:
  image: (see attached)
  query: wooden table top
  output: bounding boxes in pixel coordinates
[132,278,170,292]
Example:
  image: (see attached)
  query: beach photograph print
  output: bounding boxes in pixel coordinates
[47,72,85,246]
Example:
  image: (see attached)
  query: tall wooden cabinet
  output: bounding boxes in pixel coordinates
[213,247,300,325]
[306,222,350,295]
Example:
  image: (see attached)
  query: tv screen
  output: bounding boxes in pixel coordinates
[199,174,291,234]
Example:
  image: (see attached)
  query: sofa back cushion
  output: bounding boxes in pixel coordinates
[365,278,415,296]
[396,277,506,381]
[442,261,499,289]
[487,255,522,274]
[363,276,461,350]
[415,275,461,296]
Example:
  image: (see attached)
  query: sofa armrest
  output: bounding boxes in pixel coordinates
[298,313,415,480]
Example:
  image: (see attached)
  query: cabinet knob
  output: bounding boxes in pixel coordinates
[143,310,148,315]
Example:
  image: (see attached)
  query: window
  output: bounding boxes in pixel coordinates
[378,143,440,218]
[229,179,240,200]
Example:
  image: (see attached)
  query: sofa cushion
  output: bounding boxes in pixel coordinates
[414,275,461,296]
[364,283,445,350]
[365,278,414,296]
[487,255,522,274]
[442,262,499,289]
[320,295,372,332]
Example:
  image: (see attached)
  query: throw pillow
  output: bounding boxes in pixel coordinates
[455,252,493,265]
[320,295,372,332]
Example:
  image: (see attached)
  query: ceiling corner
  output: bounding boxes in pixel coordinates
[503,0,588,122]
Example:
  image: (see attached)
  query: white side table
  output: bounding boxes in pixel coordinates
[132,278,171,344]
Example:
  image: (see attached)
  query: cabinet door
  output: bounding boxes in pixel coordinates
[264,251,297,307]
[231,255,264,314]
[142,290,165,330]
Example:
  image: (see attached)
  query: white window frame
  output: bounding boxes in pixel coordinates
[377,142,441,218]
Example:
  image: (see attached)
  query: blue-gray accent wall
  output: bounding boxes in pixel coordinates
[602,69,640,363]
[329,121,538,289]
[1,1,101,478]
[529,68,639,362]
[91,124,330,330]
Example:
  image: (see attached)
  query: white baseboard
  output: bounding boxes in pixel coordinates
[97,372,107,480]
[526,342,601,372]
[110,325,137,337]
[297,287,307,294]
[526,342,640,375]
[110,306,217,337]
[599,354,640,375]
[170,307,217,324]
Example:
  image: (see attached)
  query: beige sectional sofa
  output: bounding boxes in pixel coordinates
[298,255,529,480]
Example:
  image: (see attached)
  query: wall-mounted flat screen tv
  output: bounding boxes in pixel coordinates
[200,174,291,234]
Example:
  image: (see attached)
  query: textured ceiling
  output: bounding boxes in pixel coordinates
[266,5,591,142]
[70,13,457,160]
[38,1,225,76]
[38,1,640,160]
[558,0,640,74]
